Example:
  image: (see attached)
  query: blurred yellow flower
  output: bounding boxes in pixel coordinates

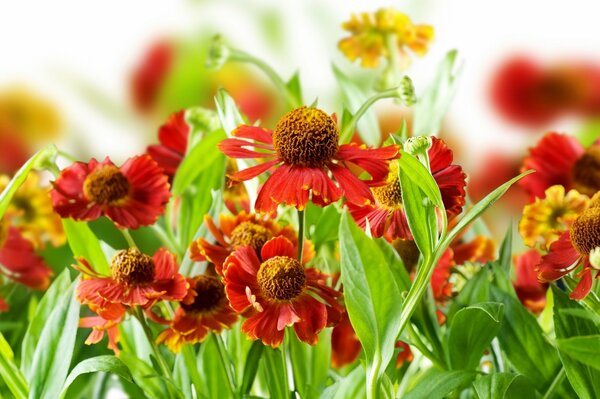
[519,185,589,250]
[0,172,65,249]
[338,8,434,68]
[0,86,62,143]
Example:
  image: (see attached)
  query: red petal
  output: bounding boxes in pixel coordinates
[329,164,374,206]
[261,236,296,260]
[570,268,593,300]
[232,125,274,144]
[536,232,580,282]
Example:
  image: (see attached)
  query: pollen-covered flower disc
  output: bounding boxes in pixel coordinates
[51,155,170,229]
[537,206,600,299]
[348,137,466,240]
[223,236,342,347]
[218,106,399,214]
[157,275,238,352]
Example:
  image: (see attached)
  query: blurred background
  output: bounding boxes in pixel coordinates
[0,0,599,236]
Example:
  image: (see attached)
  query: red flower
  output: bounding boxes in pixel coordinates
[0,297,8,312]
[519,132,600,199]
[147,111,189,180]
[80,303,125,354]
[490,57,600,126]
[331,310,362,368]
[537,205,600,300]
[223,236,342,347]
[76,247,188,308]
[0,225,52,291]
[431,248,455,303]
[218,106,399,214]
[395,341,414,368]
[130,40,174,113]
[513,250,547,313]
[51,155,171,229]
[157,275,238,352]
[349,137,466,240]
[190,211,313,275]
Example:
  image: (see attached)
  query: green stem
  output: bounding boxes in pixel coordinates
[541,367,565,399]
[133,308,175,384]
[339,88,402,143]
[405,322,446,369]
[283,333,298,398]
[297,209,305,262]
[366,356,382,399]
[121,229,137,249]
[181,345,204,399]
[231,49,301,109]
[213,334,237,396]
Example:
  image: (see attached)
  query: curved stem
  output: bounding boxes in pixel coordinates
[133,308,174,383]
[405,322,446,369]
[121,229,137,249]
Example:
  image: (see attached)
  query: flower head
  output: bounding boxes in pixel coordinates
[519,185,589,250]
[223,236,341,347]
[513,250,547,313]
[77,247,188,309]
[349,137,466,240]
[0,172,65,248]
[130,40,174,113]
[339,8,434,68]
[520,132,600,199]
[190,211,312,275]
[147,110,190,180]
[537,205,600,299]
[219,106,399,214]
[157,275,238,352]
[51,155,170,229]
[80,303,125,354]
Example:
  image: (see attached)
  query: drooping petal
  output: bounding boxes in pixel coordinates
[536,231,581,282]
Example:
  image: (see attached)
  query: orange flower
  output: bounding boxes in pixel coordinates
[189,212,312,276]
[79,303,125,354]
[349,137,466,241]
[157,275,238,352]
[147,110,189,180]
[219,106,399,215]
[76,247,188,308]
[51,155,170,229]
[223,236,342,347]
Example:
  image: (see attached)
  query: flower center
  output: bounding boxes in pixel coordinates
[83,166,131,204]
[111,248,155,286]
[570,208,600,256]
[0,218,8,248]
[257,256,306,301]
[272,107,339,167]
[230,222,271,251]
[372,162,402,209]
[181,275,226,314]
[572,146,600,196]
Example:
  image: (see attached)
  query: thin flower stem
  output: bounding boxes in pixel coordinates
[58,150,77,163]
[213,334,238,397]
[541,367,565,399]
[297,209,305,262]
[405,322,446,370]
[284,333,298,398]
[133,308,175,384]
[121,229,137,249]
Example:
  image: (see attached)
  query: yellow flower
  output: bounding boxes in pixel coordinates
[0,86,62,143]
[338,8,434,68]
[519,185,589,250]
[0,172,65,248]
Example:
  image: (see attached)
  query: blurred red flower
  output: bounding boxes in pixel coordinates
[513,250,547,313]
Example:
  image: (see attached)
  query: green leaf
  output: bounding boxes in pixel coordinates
[259,347,289,399]
[447,266,491,321]
[28,281,81,399]
[21,270,72,378]
[215,88,246,135]
[286,72,303,105]
[398,150,444,211]
[240,341,264,395]
[557,336,600,372]
[404,369,477,399]
[0,332,28,399]
[333,64,381,146]
[60,356,132,398]
[441,171,534,250]
[119,352,169,399]
[490,287,561,392]
[198,335,234,399]
[473,373,535,399]
[553,286,600,399]
[320,365,365,399]
[448,302,504,370]
[290,330,332,398]
[0,144,57,219]
[413,50,462,136]
[62,219,109,275]
[181,345,204,399]
[339,212,403,397]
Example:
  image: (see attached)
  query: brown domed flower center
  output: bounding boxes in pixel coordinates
[372,162,402,209]
[570,208,600,256]
[181,275,226,314]
[272,107,339,168]
[83,166,131,204]
[111,248,155,286]
[257,256,306,301]
[230,222,271,251]
[573,146,600,196]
